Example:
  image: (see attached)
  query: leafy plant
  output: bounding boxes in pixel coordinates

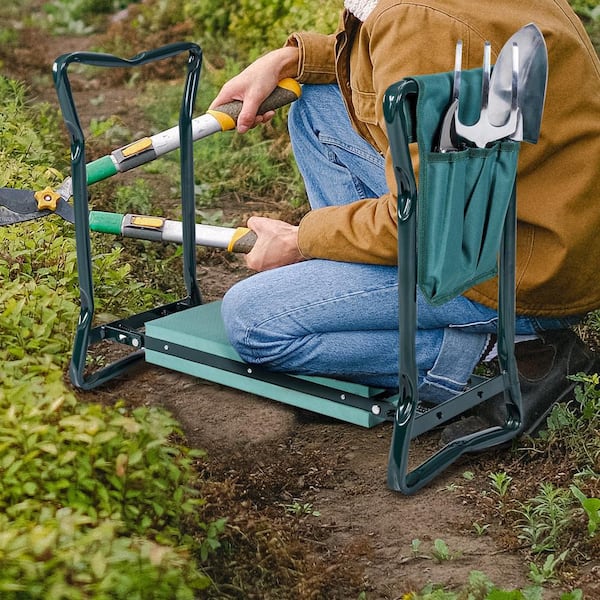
[528,551,569,585]
[489,471,513,498]
[283,501,321,517]
[430,538,455,562]
[515,483,574,553]
[0,78,67,189]
[0,75,223,597]
[0,386,215,597]
[407,570,519,600]
[570,485,600,536]
[544,372,600,466]
[472,522,490,536]
[410,538,422,557]
[182,0,339,58]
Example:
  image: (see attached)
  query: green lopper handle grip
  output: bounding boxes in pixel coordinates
[207,78,301,131]
[86,155,118,186]
[89,210,123,234]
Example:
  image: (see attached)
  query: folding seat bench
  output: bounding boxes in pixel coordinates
[55,28,546,494]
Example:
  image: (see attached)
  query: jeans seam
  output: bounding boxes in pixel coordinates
[242,284,399,356]
[319,133,385,167]
[448,317,497,328]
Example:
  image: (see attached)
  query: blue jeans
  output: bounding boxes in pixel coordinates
[221,84,577,400]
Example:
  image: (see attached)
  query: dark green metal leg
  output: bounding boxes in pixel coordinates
[383,79,522,494]
[53,42,203,389]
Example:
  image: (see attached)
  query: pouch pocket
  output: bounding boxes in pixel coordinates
[417,141,520,305]
[352,88,377,124]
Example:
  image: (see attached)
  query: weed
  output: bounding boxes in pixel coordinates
[560,591,584,600]
[472,522,490,536]
[430,538,454,562]
[569,485,600,536]
[410,538,422,557]
[489,471,513,511]
[515,483,574,553]
[544,372,600,467]
[528,550,569,585]
[283,501,321,517]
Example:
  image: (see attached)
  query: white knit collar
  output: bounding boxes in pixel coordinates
[344,0,379,21]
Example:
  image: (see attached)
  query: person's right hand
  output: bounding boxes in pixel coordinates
[243,216,306,271]
[209,46,299,133]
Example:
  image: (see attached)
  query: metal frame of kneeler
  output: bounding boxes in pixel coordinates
[54,42,204,390]
[55,42,400,429]
[383,74,525,494]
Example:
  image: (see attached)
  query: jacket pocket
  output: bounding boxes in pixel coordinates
[351,88,377,124]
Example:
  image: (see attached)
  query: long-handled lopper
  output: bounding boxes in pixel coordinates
[0,77,301,246]
[89,210,257,253]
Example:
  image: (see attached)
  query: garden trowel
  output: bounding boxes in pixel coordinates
[0,78,301,233]
[488,22,548,143]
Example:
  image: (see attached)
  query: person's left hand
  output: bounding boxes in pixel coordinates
[244,216,306,271]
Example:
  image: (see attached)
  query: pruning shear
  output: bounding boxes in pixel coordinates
[0,78,301,227]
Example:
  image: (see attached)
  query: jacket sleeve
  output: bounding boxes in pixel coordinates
[296,5,472,265]
[285,31,337,84]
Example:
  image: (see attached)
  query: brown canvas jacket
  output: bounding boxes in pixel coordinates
[288,0,600,316]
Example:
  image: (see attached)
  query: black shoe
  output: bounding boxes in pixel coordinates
[439,329,600,447]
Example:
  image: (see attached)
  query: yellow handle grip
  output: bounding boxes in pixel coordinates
[227,227,258,253]
[207,78,301,131]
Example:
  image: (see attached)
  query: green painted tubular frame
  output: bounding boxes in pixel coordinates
[383,75,523,494]
[54,42,203,390]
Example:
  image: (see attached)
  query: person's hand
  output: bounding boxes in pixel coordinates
[244,216,306,271]
[209,47,299,133]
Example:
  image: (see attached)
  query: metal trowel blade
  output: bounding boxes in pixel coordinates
[489,23,548,143]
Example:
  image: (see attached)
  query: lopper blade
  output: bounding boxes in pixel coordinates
[0,187,75,225]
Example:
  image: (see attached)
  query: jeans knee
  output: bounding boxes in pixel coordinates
[221,284,252,359]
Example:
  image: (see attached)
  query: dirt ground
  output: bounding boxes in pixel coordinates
[4,6,599,599]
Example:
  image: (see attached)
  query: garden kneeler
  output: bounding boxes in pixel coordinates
[55,44,400,426]
[383,62,544,494]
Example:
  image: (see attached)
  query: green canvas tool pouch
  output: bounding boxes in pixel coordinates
[408,70,520,306]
